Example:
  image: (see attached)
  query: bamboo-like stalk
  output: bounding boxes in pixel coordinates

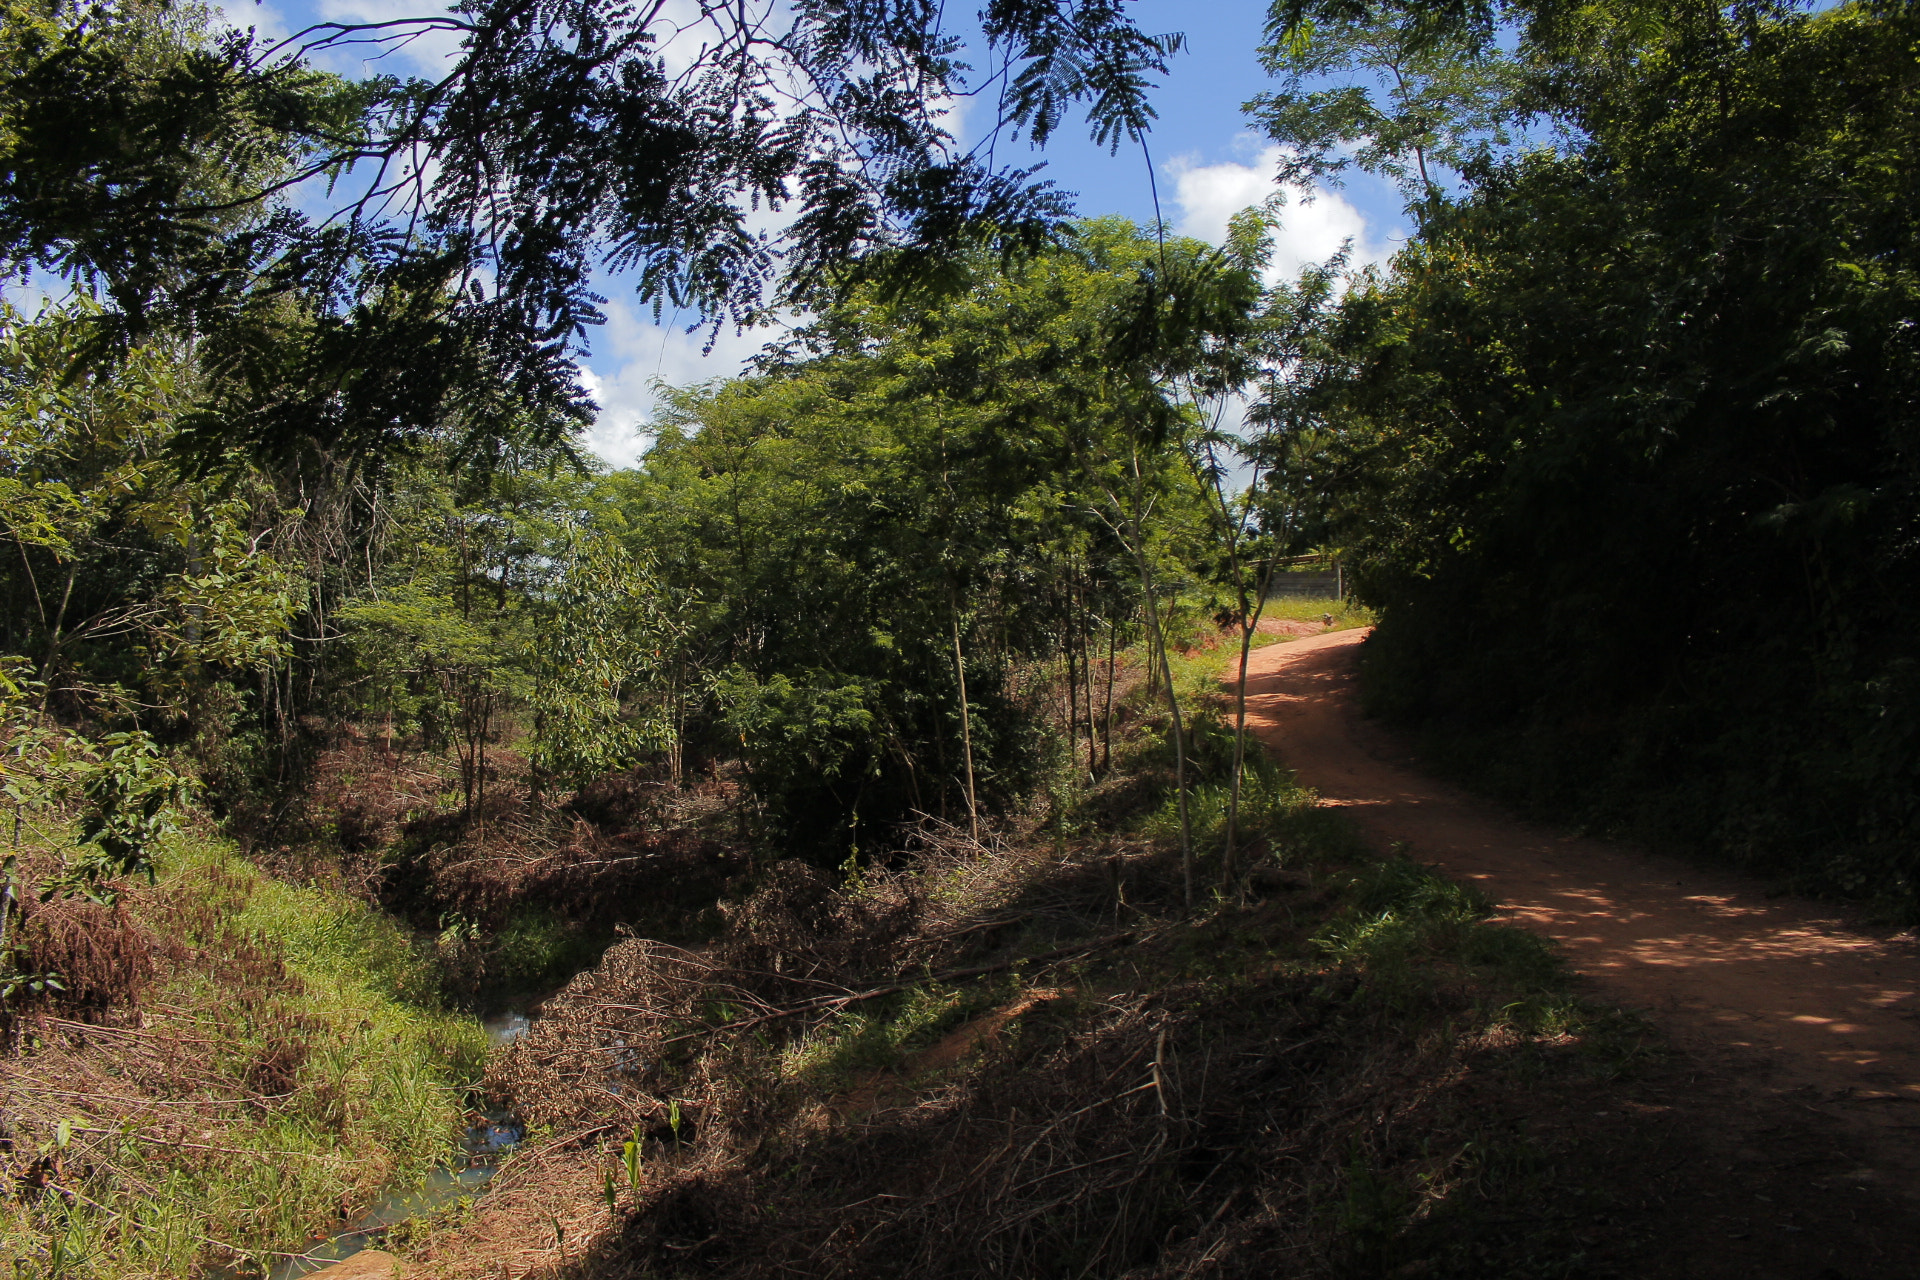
[950,597,979,843]
[1132,544,1193,910]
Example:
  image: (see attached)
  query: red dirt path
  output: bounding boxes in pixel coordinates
[1238,628,1920,1184]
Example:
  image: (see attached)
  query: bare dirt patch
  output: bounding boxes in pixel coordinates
[1254,616,1331,639]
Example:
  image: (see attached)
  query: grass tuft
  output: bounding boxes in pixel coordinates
[0,832,488,1279]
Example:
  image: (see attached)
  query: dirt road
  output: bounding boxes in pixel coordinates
[1239,628,1920,1157]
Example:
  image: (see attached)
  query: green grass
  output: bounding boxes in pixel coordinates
[1257,593,1375,629]
[1311,858,1565,1005]
[779,979,1004,1089]
[1,833,489,1279]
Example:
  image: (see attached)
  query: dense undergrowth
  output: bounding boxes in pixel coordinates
[0,610,1313,1277]
[282,726,747,1009]
[0,830,487,1278]
[387,626,1661,1280]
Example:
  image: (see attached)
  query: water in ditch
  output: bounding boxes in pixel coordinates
[264,1008,537,1278]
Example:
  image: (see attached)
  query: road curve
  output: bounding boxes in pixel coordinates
[1237,627,1920,1116]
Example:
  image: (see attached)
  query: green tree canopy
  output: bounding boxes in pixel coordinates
[1,0,1197,468]
[1288,0,1920,902]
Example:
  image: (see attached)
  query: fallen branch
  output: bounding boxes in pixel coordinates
[657,932,1136,1046]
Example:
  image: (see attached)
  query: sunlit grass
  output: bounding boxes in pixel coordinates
[1258,594,1375,628]
[0,834,488,1279]
[779,982,982,1088]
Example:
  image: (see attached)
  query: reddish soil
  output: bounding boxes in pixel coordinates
[1253,616,1330,639]
[1239,629,1920,1199]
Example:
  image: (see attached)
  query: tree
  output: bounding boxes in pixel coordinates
[525,532,688,794]
[1,0,1192,467]
[1294,0,1920,904]
[0,301,296,720]
[1180,213,1349,887]
[1248,0,1522,198]
[612,221,1249,868]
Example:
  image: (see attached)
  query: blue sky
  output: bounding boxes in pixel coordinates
[226,0,1411,466]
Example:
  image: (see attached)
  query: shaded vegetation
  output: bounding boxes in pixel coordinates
[407,639,1920,1280]
[1272,0,1920,912]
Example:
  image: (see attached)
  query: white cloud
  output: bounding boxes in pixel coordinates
[305,0,467,78]
[213,1,292,47]
[1166,142,1396,284]
[575,299,778,470]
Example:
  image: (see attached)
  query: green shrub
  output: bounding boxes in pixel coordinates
[1315,859,1563,992]
[490,906,604,994]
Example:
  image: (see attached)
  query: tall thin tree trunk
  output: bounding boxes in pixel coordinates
[1064,564,1080,778]
[1064,599,1080,776]
[1142,599,1160,696]
[1102,620,1117,774]
[1080,578,1097,779]
[183,522,204,648]
[1134,546,1193,909]
[1224,557,1279,890]
[39,567,75,714]
[476,696,488,819]
[670,669,686,787]
[950,595,979,842]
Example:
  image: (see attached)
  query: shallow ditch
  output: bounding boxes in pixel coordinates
[261,1005,541,1279]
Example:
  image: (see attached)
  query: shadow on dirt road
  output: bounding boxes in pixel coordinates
[1240,629,1920,1196]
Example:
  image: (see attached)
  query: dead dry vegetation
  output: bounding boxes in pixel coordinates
[381,653,1920,1280]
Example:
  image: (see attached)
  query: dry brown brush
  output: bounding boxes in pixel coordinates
[431,782,1649,1280]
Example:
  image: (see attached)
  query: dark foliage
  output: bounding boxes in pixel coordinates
[1311,0,1920,906]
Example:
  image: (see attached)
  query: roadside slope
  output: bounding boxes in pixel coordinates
[1239,628,1920,1173]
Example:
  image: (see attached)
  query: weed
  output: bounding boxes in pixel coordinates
[489,906,602,995]
[1338,1151,1417,1272]
[0,832,489,1278]
[623,1126,645,1189]
[780,982,973,1087]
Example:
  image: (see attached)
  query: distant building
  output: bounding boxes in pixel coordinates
[1265,558,1343,600]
